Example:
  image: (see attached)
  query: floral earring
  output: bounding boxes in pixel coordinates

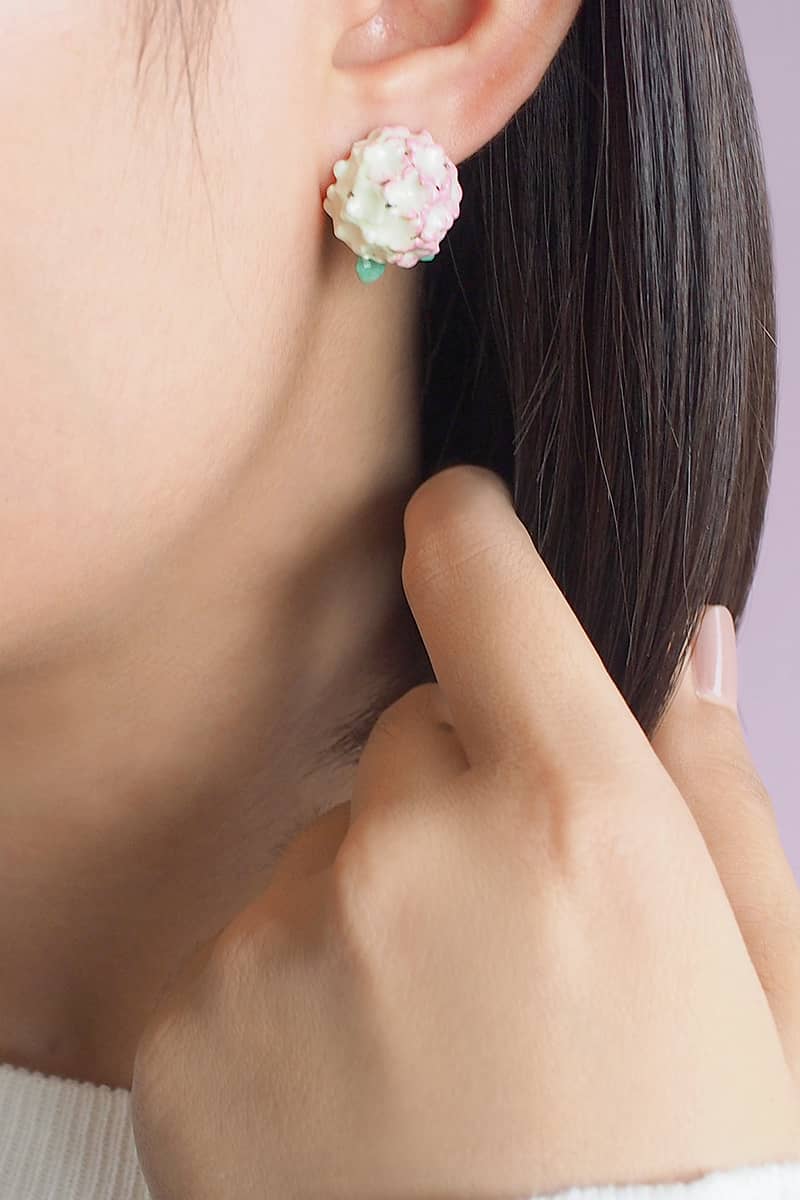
[322,126,463,284]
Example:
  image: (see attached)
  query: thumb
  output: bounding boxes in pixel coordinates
[652,605,800,1083]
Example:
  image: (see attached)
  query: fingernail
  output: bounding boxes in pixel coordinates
[691,605,738,711]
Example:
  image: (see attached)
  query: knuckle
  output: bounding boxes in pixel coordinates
[401,680,451,727]
[364,706,403,753]
[477,756,621,879]
[543,777,631,878]
[531,764,670,905]
[327,834,395,975]
[362,682,447,755]
[361,696,413,756]
[327,810,439,984]
[183,910,288,1036]
[375,681,423,726]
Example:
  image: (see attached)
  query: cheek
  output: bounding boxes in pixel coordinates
[0,1,320,658]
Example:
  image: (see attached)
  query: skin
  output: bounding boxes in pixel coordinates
[130,466,800,1197]
[0,0,581,1090]
[6,3,800,1190]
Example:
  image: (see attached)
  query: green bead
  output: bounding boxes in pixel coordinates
[356,258,386,284]
[420,254,436,262]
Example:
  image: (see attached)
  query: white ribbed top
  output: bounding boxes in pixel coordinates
[2,1058,800,1199]
[0,1061,150,1200]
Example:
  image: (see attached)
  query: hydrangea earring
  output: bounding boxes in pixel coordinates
[322,126,463,284]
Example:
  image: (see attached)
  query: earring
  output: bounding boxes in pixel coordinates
[323,126,462,284]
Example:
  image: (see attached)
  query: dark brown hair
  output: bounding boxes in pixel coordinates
[319,0,777,768]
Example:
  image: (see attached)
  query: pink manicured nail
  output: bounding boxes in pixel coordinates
[692,605,738,711]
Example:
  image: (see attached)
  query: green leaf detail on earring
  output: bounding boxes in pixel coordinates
[356,258,386,284]
[420,254,436,262]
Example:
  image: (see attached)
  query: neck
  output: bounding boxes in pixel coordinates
[0,254,431,1090]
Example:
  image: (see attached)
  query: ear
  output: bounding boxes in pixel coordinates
[320,0,581,177]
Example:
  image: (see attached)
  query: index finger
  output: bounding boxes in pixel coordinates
[401,465,651,779]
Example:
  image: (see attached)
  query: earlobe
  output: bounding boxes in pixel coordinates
[324,0,581,170]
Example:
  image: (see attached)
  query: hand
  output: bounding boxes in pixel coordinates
[130,464,800,1200]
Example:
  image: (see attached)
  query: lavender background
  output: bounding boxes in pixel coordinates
[731,2,799,876]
